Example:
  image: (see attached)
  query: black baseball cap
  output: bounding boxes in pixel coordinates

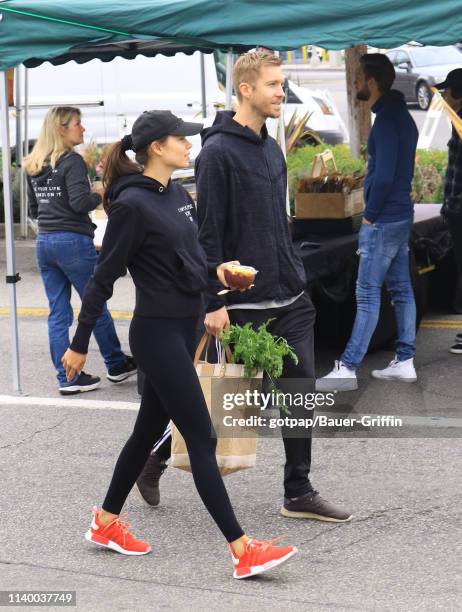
[130,110,203,151]
[435,68,462,93]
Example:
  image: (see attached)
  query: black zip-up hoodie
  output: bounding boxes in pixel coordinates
[195,111,306,312]
[70,174,209,355]
[27,151,100,237]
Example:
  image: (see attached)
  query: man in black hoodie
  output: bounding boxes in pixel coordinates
[195,51,351,522]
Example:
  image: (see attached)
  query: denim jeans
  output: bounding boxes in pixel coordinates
[341,219,416,370]
[36,232,126,386]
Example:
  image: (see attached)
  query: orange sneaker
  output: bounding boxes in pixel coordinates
[84,506,151,556]
[229,538,297,579]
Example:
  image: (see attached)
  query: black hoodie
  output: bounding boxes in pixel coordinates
[70,174,209,355]
[27,151,100,237]
[195,111,306,312]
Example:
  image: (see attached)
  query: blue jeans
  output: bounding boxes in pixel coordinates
[341,219,416,370]
[36,232,126,386]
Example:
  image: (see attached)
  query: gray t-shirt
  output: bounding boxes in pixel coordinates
[227,291,304,310]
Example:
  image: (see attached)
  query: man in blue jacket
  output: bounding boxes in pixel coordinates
[317,54,419,392]
[195,51,351,523]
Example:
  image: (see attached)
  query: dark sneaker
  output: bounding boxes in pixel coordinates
[450,342,462,355]
[59,372,101,396]
[107,356,137,383]
[281,491,352,523]
[135,453,167,506]
[454,333,462,343]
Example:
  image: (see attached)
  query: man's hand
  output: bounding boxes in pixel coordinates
[205,306,230,338]
[61,348,86,382]
[216,260,240,288]
[362,217,372,225]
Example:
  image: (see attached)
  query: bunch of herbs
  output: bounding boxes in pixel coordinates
[221,320,298,379]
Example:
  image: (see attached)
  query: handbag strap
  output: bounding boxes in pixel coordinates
[224,345,234,363]
[194,333,211,365]
[194,333,234,368]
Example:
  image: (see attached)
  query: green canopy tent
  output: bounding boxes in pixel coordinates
[1,0,462,392]
[1,0,462,69]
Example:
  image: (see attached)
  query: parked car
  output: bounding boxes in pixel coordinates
[384,45,462,110]
[282,78,347,144]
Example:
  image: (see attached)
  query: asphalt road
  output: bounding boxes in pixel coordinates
[1,241,461,611]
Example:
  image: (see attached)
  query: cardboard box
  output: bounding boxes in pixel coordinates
[295,188,364,219]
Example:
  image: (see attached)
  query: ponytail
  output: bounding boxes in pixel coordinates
[102,138,141,212]
[102,134,164,212]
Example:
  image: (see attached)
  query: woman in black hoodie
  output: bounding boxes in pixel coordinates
[61,110,297,578]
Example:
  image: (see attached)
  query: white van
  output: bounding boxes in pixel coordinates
[7,52,225,159]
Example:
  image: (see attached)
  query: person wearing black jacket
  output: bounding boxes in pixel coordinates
[24,106,135,394]
[61,110,298,577]
[196,52,351,522]
[436,70,462,337]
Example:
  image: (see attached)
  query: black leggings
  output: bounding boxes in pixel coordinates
[102,315,244,543]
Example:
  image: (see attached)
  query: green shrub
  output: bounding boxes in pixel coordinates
[413,149,447,204]
[287,144,448,214]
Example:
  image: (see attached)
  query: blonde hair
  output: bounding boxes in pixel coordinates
[232,51,282,101]
[23,106,81,176]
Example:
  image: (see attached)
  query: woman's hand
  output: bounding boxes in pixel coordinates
[61,348,86,382]
[91,180,105,200]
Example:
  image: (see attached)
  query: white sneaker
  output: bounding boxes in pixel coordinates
[315,360,358,392]
[371,357,417,382]
[449,343,462,355]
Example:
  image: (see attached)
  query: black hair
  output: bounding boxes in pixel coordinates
[360,53,396,93]
[102,136,168,212]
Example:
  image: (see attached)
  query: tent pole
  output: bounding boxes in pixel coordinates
[14,66,26,239]
[22,66,29,237]
[199,52,207,118]
[225,48,233,110]
[0,70,22,393]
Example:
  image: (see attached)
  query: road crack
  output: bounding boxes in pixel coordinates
[0,417,69,450]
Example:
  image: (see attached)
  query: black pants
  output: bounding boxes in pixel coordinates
[103,316,244,543]
[447,214,462,312]
[228,292,316,498]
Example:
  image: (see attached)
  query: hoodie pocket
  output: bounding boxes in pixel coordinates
[174,248,208,294]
